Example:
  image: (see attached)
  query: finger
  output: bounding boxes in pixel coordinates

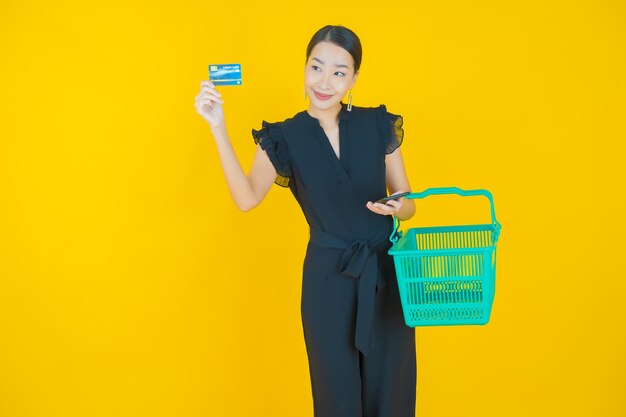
[375,202,396,215]
[373,202,392,211]
[198,97,213,105]
[201,97,224,105]
[366,202,386,215]
[200,90,223,101]
[200,80,216,88]
[198,99,215,110]
[204,93,224,103]
[385,200,401,209]
[201,87,222,96]
[365,201,377,212]
[200,96,223,105]
[199,89,222,100]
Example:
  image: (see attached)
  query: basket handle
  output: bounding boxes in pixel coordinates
[389,187,502,244]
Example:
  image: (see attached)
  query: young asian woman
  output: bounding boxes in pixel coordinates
[195,24,417,417]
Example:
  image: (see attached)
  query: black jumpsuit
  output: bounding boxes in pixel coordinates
[252,102,416,417]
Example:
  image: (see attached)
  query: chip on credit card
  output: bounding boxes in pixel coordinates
[209,63,242,86]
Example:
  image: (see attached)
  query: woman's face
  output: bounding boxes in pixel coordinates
[304,41,358,112]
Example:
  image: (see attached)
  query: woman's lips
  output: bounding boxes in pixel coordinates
[313,90,334,100]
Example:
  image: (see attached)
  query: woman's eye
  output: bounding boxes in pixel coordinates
[312,65,320,71]
[335,72,346,77]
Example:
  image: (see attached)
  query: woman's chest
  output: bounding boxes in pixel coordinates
[321,126,340,159]
[282,116,386,194]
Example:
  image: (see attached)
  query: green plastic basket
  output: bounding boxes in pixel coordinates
[388,187,502,327]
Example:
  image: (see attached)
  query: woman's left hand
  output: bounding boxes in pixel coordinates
[365,191,406,216]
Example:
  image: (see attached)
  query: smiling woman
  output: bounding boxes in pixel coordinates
[305,42,356,112]
[195,24,416,417]
[304,26,362,115]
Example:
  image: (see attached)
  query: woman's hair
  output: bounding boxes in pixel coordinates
[306,25,362,73]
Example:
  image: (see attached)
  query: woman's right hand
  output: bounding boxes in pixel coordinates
[195,80,226,131]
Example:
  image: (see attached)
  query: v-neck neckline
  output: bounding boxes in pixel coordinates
[304,101,349,123]
[319,123,342,161]
[301,102,351,181]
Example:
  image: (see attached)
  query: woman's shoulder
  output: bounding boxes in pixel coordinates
[352,103,398,115]
[261,108,313,124]
[253,110,308,131]
[252,110,302,128]
[251,110,311,146]
[345,104,400,124]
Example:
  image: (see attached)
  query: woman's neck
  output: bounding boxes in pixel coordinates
[307,102,342,128]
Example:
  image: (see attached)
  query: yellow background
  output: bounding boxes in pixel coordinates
[1,0,624,416]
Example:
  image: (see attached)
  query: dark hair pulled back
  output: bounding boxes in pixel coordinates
[306,25,362,73]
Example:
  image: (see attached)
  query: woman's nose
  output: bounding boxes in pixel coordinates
[319,73,332,90]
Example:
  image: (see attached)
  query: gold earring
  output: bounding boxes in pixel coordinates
[347,90,353,111]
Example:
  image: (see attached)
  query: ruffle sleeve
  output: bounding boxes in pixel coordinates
[251,120,292,187]
[375,104,404,154]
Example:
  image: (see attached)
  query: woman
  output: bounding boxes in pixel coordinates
[195,25,417,417]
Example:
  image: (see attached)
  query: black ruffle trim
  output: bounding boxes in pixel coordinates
[375,104,404,155]
[251,121,291,187]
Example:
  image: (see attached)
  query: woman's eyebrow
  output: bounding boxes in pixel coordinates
[312,57,348,69]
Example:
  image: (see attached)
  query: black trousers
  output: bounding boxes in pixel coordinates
[301,240,417,417]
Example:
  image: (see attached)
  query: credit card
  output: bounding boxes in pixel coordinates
[209,63,242,86]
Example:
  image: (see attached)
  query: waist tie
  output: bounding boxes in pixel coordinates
[309,227,389,357]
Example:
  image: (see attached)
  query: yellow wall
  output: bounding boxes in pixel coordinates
[1,1,624,416]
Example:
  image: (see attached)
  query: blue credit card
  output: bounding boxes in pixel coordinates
[209,63,242,86]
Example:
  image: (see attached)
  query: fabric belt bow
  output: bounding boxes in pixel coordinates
[309,227,388,357]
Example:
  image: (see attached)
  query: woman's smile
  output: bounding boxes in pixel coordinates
[313,90,334,100]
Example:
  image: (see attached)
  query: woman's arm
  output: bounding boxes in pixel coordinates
[366,145,416,221]
[384,146,416,221]
[196,80,276,212]
[211,127,277,212]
